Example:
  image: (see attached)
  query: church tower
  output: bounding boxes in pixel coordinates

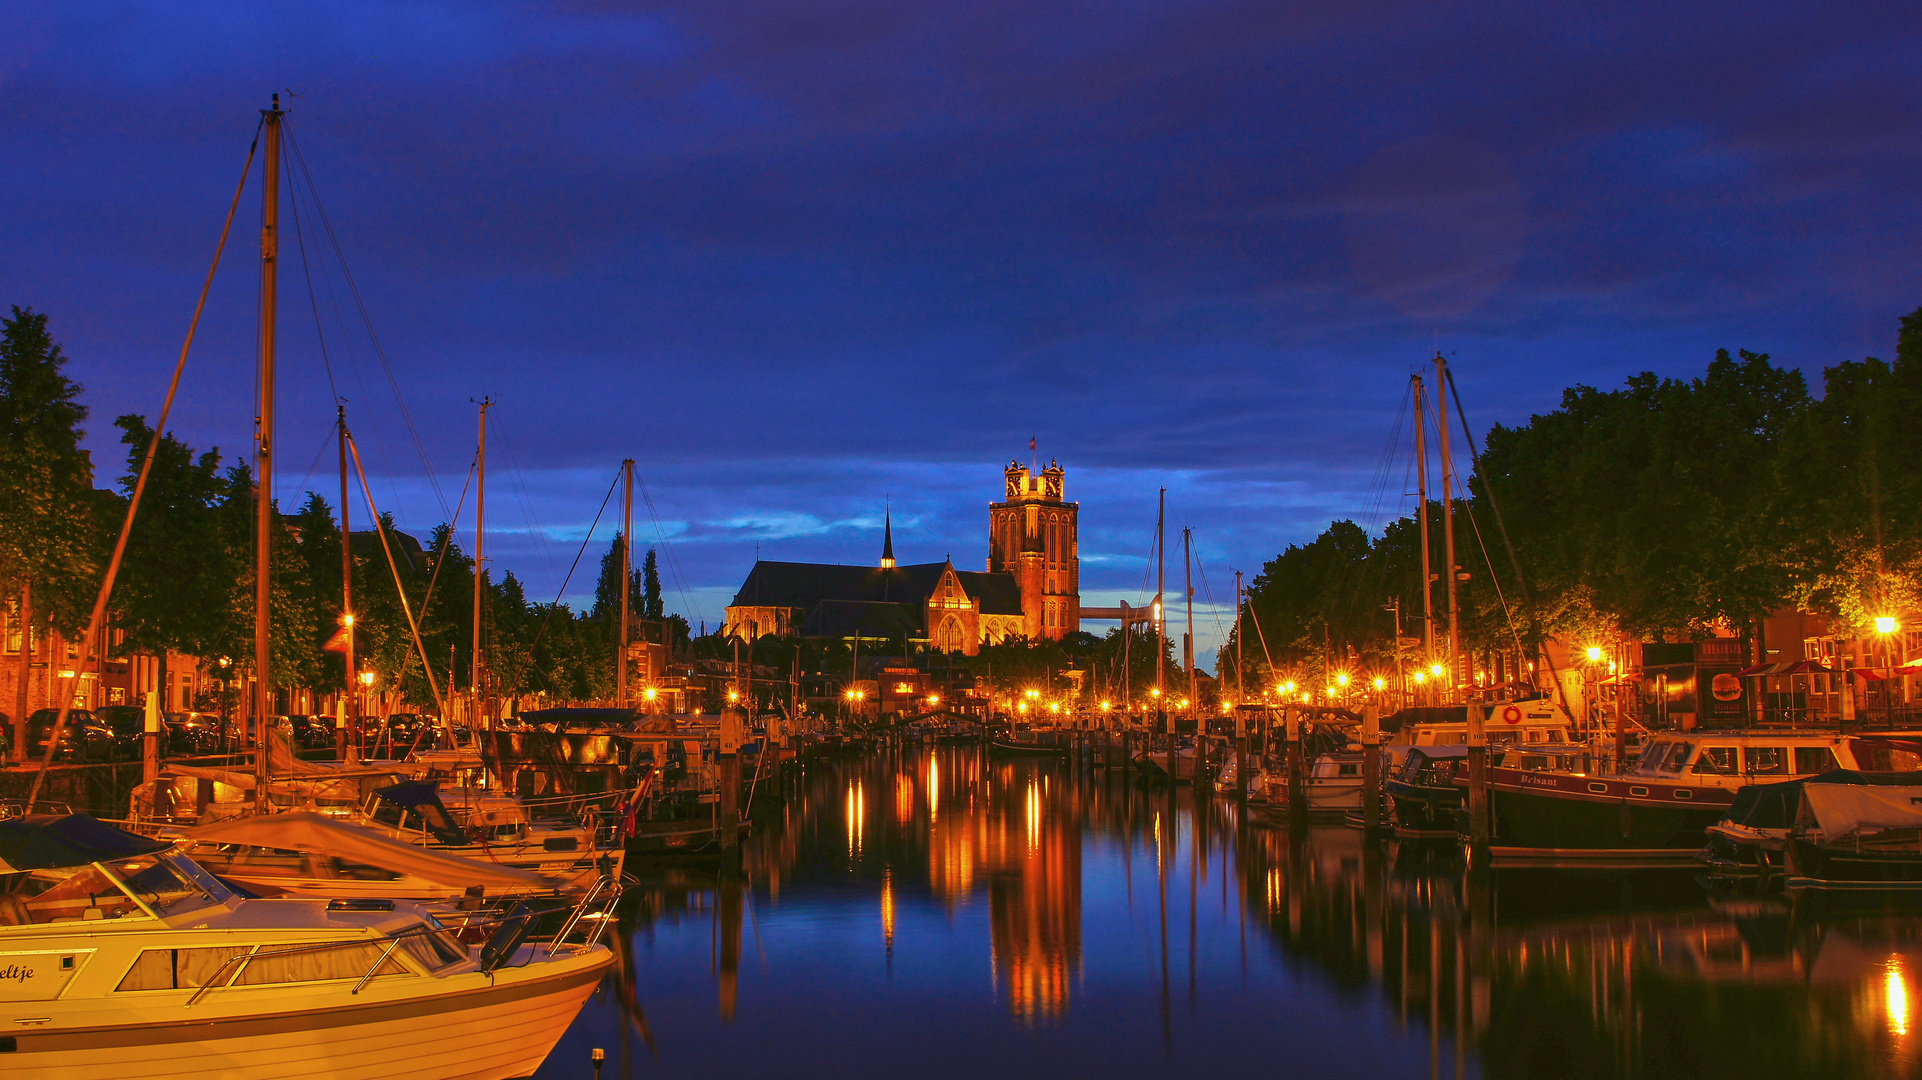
[989,458,1079,640]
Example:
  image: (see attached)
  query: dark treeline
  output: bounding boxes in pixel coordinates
[0,306,700,710]
[1229,307,1922,691]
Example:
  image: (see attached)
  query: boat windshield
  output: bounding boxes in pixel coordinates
[0,852,224,926]
[109,853,230,917]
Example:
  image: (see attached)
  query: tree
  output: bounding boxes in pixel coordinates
[110,415,232,716]
[641,548,663,621]
[0,308,95,757]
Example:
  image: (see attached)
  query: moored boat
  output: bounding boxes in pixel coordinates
[1785,776,1922,889]
[0,814,614,1079]
[1486,732,1918,864]
[1384,745,1469,835]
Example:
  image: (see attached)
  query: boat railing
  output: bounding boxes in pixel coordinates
[182,881,624,1007]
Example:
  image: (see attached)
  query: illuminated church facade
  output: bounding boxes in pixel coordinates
[723,460,1080,655]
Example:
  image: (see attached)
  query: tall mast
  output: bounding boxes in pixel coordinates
[1435,353,1460,697]
[338,405,355,756]
[1235,570,1243,707]
[1155,487,1166,700]
[1413,374,1434,673]
[619,459,634,705]
[472,398,491,718]
[254,94,283,806]
[1183,526,1194,719]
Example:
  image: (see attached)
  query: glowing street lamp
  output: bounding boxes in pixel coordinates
[1372,677,1386,691]
[643,686,658,702]
[1585,646,1603,663]
[1336,672,1350,688]
[1876,616,1900,635]
[357,671,375,687]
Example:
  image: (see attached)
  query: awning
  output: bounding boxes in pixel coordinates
[185,811,555,891]
[1736,660,1835,677]
[0,814,170,874]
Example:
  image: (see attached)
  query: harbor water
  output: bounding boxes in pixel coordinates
[543,747,1922,1079]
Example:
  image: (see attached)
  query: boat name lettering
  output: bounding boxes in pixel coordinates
[1518,774,1563,787]
[0,965,33,984]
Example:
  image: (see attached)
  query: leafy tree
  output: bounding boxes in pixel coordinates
[0,308,95,756]
[110,415,232,713]
[641,548,664,620]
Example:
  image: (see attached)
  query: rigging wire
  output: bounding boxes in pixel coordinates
[25,117,263,808]
[484,415,561,586]
[505,466,625,691]
[636,474,706,628]
[283,119,452,525]
[284,145,340,407]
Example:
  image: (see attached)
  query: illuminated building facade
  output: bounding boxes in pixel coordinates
[722,460,1082,653]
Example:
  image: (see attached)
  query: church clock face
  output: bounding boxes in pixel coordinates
[1044,474,1062,499]
[1007,474,1022,499]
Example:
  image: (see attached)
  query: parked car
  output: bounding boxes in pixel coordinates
[164,711,222,755]
[288,713,337,750]
[25,708,130,762]
[94,704,148,751]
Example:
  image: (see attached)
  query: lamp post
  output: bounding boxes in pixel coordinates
[1876,617,1900,728]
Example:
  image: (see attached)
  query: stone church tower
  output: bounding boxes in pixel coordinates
[989,459,1079,640]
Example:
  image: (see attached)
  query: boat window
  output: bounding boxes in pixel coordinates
[1852,743,1922,772]
[395,926,467,973]
[0,865,139,925]
[1519,755,1549,771]
[1692,747,1738,775]
[1337,763,1359,776]
[1437,733,1465,745]
[116,941,413,991]
[1744,747,1789,776]
[1794,746,1840,775]
[1489,729,1519,745]
[1662,742,1695,772]
[1634,741,1669,772]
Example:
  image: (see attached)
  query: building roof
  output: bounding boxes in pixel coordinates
[730,559,1024,625]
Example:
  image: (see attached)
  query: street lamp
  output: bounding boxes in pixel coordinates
[1876,616,1900,635]
[1586,646,1603,662]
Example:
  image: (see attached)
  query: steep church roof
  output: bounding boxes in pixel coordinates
[730,559,1022,622]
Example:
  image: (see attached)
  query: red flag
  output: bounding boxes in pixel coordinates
[1029,435,1036,452]
[322,624,351,653]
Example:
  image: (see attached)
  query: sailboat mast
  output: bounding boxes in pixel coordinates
[254,94,283,805]
[1435,353,1460,697]
[620,459,634,705]
[337,405,354,756]
[1183,527,1194,720]
[1155,487,1166,701]
[1413,374,1434,674]
[472,398,491,722]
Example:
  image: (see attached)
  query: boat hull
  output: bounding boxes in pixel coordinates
[1486,770,1732,859]
[1787,838,1922,888]
[3,945,612,1080]
[1383,779,1462,832]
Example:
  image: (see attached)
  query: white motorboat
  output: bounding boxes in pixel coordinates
[0,813,614,1079]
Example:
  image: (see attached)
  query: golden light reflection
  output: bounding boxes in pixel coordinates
[1025,780,1042,854]
[928,755,941,822]
[1889,957,1912,1037]
[847,781,865,858]
[882,867,895,953]
[895,773,915,826]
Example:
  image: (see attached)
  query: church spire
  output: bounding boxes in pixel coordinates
[880,501,896,569]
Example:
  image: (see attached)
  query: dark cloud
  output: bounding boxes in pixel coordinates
[4,0,1921,658]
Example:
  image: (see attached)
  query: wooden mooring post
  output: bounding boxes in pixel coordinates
[1361,703,1381,833]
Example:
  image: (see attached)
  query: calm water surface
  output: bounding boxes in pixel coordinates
[537,747,1922,1080]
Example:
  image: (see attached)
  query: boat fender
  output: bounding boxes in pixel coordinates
[479,901,539,973]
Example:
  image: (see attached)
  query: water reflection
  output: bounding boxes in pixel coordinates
[543,747,1922,1080]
